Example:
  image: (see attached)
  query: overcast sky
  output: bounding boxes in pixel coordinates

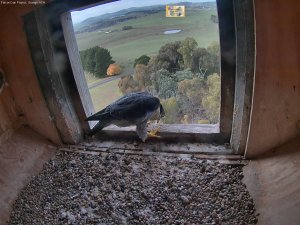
[71,0,214,24]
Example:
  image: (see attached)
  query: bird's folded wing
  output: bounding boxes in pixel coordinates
[110,99,149,121]
[85,107,108,121]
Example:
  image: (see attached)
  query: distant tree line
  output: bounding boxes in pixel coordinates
[79,46,114,78]
[118,37,221,124]
[122,25,133,30]
[75,16,137,34]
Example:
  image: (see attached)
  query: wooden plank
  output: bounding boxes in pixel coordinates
[23,9,85,144]
[230,0,255,155]
[217,0,236,143]
[88,124,223,144]
[59,145,245,164]
[66,141,232,154]
[24,9,82,143]
[93,130,223,144]
[42,0,118,15]
[60,12,95,126]
[102,124,219,134]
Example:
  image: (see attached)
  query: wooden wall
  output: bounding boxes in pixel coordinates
[246,0,300,157]
[0,0,299,156]
[244,1,300,222]
[244,137,300,225]
[0,1,300,223]
[0,5,60,223]
[0,4,61,144]
[0,127,56,223]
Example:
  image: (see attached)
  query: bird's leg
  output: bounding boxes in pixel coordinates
[147,120,161,138]
[147,130,160,138]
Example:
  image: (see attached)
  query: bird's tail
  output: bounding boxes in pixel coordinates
[86,111,112,136]
[85,109,108,121]
[89,121,109,136]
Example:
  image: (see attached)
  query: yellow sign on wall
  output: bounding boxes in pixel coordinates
[166,5,185,17]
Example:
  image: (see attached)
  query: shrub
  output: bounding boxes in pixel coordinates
[107,63,121,76]
[122,25,133,30]
[134,55,150,67]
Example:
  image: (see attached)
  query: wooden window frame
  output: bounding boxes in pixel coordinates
[23,0,254,155]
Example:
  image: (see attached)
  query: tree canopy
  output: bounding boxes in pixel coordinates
[148,41,182,73]
[178,37,198,69]
[80,46,114,78]
[134,55,150,67]
[202,73,221,123]
[117,37,221,124]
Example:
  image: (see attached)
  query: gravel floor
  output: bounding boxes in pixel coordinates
[8,151,257,225]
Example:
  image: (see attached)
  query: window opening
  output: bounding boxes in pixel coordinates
[71,0,221,127]
[24,0,253,147]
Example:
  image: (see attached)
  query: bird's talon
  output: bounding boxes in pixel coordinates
[147,132,161,138]
[147,126,161,138]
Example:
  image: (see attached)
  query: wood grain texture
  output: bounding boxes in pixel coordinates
[217,0,236,142]
[67,139,231,155]
[23,8,85,144]
[230,0,255,155]
[91,124,226,144]
[61,12,95,121]
[0,5,61,144]
[246,0,300,157]
[244,137,300,225]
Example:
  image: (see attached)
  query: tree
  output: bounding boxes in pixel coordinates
[177,77,207,123]
[134,64,151,89]
[191,42,220,78]
[79,46,114,78]
[161,97,180,124]
[206,42,220,75]
[148,41,182,73]
[118,75,140,94]
[148,69,177,98]
[191,47,210,77]
[86,47,97,73]
[94,47,114,77]
[157,71,178,99]
[79,51,88,69]
[178,37,198,69]
[134,55,150,67]
[122,25,133,30]
[174,69,195,82]
[202,73,221,123]
[118,65,151,94]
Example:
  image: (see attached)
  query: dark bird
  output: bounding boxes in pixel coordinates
[86,92,165,141]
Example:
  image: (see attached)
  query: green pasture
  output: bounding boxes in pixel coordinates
[89,79,122,111]
[76,9,219,68]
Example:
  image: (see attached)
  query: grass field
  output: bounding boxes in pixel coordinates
[75,7,219,111]
[76,8,219,68]
[89,79,122,111]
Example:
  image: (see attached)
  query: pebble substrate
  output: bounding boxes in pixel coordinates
[8,151,257,225]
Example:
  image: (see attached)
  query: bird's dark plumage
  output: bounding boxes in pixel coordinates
[86,92,164,141]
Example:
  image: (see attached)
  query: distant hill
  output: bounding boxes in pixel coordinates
[73,5,165,33]
[73,2,216,34]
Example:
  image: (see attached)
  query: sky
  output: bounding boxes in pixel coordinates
[71,0,214,24]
